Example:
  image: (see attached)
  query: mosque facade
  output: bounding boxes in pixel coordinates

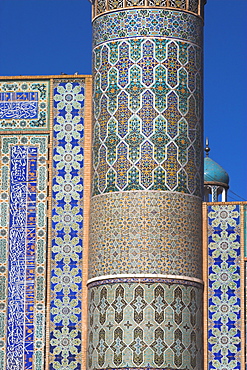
[0,1,246,370]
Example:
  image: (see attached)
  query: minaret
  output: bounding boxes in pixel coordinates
[88,1,206,369]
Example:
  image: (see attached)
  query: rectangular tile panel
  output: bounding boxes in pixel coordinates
[0,80,49,130]
[0,135,49,370]
[207,204,242,370]
[49,79,85,370]
[6,146,38,369]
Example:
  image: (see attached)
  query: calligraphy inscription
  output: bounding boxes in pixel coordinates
[6,145,38,370]
[0,92,38,120]
[0,80,49,129]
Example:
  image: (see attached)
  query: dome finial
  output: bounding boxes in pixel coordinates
[205,137,210,157]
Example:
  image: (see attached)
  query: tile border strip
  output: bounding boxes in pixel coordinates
[87,274,204,288]
[94,368,185,370]
[93,8,203,47]
[6,146,38,369]
[91,189,203,200]
[87,273,204,284]
[45,78,54,370]
[240,204,245,369]
[206,204,242,369]
[82,76,93,370]
[202,202,208,370]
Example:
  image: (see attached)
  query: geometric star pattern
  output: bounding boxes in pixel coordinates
[87,279,203,370]
[0,134,49,370]
[90,8,204,370]
[207,204,243,370]
[49,80,85,370]
[89,191,202,279]
[92,34,202,197]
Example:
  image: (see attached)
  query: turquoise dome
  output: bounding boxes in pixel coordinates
[204,157,229,185]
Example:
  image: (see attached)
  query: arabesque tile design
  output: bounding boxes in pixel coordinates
[89,191,202,279]
[87,279,203,370]
[93,9,203,47]
[92,27,203,197]
[0,80,49,130]
[0,134,49,370]
[90,5,204,370]
[207,204,242,370]
[49,79,85,370]
[94,0,204,17]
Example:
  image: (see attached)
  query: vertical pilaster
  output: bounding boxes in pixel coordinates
[49,79,85,370]
[0,78,50,370]
[206,203,244,370]
[89,2,206,369]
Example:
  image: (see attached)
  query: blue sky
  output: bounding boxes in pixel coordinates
[0,0,246,200]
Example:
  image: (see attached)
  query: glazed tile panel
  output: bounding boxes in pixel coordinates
[87,278,203,370]
[92,11,203,198]
[207,205,242,370]
[89,191,202,279]
[6,146,38,369]
[93,9,203,47]
[49,80,84,370]
[90,6,204,370]
[0,80,49,130]
[0,135,48,370]
[94,0,204,18]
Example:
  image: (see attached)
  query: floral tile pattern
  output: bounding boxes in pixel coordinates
[95,0,204,17]
[88,278,203,370]
[49,80,85,370]
[0,80,49,130]
[89,191,202,279]
[92,13,203,198]
[90,3,204,370]
[0,134,48,370]
[93,9,203,47]
[207,204,242,370]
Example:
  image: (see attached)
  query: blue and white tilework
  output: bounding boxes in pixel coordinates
[90,3,204,369]
[0,80,49,130]
[92,10,203,198]
[0,134,48,370]
[93,9,203,48]
[49,80,85,370]
[6,146,38,369]
[207,204,242,370]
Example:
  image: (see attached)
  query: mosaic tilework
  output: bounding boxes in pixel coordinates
[89,191,202,279]
[207,205,242,370]
[94,0,205,18]
[0,135,48,370]
[92,36,203,197]
[93,9,203,47]
[6,146,38,369]
[90,6,204,370]
[49,80,85,370]
[0,80,49,130]
[87,279,203,370]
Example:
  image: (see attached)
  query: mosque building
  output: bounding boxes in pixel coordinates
[0,0,246,370]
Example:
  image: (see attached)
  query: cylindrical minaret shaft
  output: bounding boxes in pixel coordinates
[88,1,206,369]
